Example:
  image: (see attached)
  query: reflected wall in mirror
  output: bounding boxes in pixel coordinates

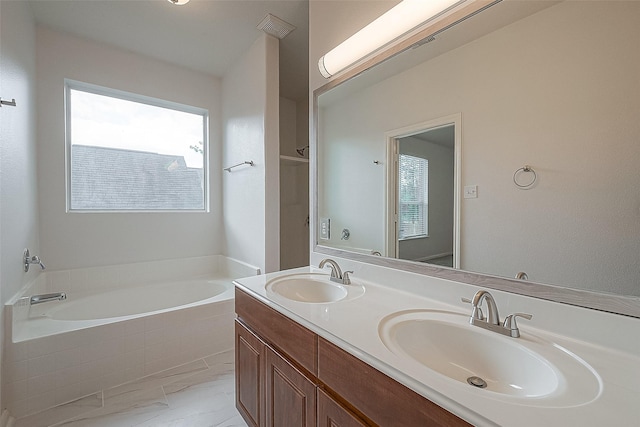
[316,0,640,300]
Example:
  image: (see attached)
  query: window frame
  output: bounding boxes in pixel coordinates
[64,79,210,213]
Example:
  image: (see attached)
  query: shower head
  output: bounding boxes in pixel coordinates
[296,145,309,157]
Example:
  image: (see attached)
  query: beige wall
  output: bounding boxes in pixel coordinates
[36,27,223,270]
[0,0,39,301]
[0,0,39,410]
[311,1,640,296]
[222,34,280,274]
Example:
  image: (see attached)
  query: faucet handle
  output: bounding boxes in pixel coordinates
[502,313,533,337]
[461,297,484,321]
[342,271,353,285]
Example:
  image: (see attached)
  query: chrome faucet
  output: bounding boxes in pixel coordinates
[318,259,353,285]
[23,248,46,272]
[471,290,500,325]
[462,290,532,338]
[30,292,67,305]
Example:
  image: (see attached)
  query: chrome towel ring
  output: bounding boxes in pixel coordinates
[513,165,537,189]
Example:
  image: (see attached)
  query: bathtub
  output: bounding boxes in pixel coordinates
[3,255,259,418]
[40,279,229,321]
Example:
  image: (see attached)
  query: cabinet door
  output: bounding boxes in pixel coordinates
[318,388,369,427]
[236,320,265,427]
[265,346,316,427]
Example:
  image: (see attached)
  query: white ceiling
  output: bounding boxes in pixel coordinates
[27,0,309,101]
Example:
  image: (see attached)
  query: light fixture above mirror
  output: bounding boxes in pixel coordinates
[167,0,190,6]
[318,0,470,78]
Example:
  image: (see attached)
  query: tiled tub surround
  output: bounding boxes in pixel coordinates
[235,264,640,426]
[3,256,259,419]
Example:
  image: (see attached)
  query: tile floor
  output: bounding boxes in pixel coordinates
[14,349,248,427]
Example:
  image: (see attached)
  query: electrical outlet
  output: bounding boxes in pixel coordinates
[320,217,330,239]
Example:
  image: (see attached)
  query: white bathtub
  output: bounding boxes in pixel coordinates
[3,255,259,418]
[44,279,229,321]
[28,278,231,323]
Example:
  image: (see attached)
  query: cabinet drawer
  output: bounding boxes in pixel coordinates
[236,288,318,375]
[318,337,471,427]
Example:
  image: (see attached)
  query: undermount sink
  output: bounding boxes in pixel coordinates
[379,310,601,406]
[265,273,364,303]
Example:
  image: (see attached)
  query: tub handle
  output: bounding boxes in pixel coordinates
[24,248,46,272]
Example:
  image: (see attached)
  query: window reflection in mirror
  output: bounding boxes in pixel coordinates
[396,125,455,267]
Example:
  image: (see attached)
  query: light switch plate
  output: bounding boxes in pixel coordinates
[464,185,478,199]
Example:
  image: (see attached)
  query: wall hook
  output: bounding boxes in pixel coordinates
[296,146,309,157]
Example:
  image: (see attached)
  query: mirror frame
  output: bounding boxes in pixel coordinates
[311,0,640,318]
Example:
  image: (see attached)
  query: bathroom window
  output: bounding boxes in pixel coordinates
[398,154,428,239]
[65,80,208,212]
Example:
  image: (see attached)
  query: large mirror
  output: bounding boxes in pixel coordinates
[315,0,640,316]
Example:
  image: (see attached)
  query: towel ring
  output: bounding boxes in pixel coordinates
[513,165,537,189]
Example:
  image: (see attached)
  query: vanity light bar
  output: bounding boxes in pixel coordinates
[318,0,468,78]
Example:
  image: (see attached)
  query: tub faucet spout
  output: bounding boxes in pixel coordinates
[30,293,67,305]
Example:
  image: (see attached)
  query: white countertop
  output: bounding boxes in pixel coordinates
[234,266,640,427]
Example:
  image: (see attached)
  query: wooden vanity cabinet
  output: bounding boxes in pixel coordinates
[235,288,470,427]
[236,319,317,427]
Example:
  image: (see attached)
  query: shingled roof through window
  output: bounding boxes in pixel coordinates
[71,145,204,210]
